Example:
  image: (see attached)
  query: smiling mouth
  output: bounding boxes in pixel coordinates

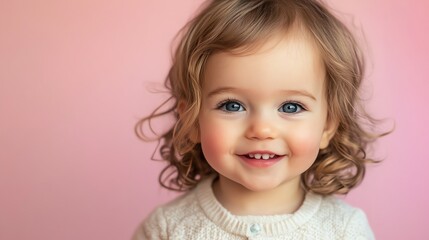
[246,153,277,160]
[238,153,284,168]
[239,151,286,160]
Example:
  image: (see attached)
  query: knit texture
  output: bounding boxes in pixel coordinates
[133,176,375,239]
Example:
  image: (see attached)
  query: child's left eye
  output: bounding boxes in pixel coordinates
[278,102,305,113]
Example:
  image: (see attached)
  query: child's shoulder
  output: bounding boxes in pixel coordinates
[143,184,202,225]
[311,194,375,239]
[132,178,212,240]
[318,194,364,217]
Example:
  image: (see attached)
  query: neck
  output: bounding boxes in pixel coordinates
[212,175,305,216]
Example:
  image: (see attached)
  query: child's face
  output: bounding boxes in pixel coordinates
[197,30,335,193]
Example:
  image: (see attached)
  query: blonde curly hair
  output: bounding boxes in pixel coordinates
[136,0,389,195]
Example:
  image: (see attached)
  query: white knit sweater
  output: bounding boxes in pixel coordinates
[133,176,375,239]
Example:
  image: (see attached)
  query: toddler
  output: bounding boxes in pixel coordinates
[134,0,385,239]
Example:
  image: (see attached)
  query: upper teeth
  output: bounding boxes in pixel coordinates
[248,153,275,159]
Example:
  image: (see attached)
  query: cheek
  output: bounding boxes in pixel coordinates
[288,127,323,162]
[199,118,235,162]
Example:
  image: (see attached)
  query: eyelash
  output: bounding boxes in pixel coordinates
[215,98,307,114]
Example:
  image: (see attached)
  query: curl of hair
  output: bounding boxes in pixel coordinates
[135,0,391,194]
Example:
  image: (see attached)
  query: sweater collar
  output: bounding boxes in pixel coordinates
[195,175,322,237]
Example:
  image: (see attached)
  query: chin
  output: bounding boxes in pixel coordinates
[239,178,285,192]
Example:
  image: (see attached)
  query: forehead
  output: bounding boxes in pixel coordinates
[203,28,326,99]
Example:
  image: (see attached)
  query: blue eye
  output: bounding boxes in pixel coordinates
[279,102,304,113]
[218,100,245,112]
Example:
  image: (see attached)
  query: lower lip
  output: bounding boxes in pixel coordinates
[238,155,284,168]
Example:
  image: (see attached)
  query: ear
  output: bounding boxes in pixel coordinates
[177,100,200,143]
[319,114,338,149]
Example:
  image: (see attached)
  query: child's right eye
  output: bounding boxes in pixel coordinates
[217,100,245,112]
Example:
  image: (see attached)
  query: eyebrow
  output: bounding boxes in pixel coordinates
[207,87,317,101]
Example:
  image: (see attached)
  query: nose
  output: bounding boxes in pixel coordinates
[245,113,277,140]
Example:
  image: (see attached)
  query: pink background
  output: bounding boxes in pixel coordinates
[1,0,428,239]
